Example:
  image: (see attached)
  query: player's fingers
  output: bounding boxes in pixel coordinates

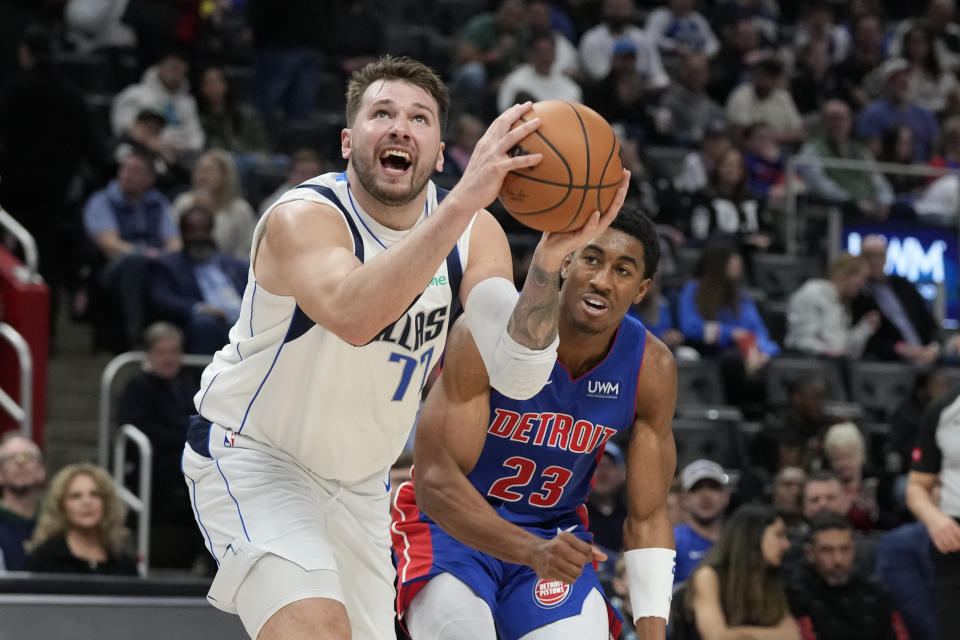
[592,546,608,563]
[503,152,543,173]
[488,102,536,136]
[601,169,632,219]
[499,117,542,152]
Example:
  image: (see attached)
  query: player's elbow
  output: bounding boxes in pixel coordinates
[413,469,447,520]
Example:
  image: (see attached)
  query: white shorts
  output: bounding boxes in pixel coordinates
[182,422,395,639]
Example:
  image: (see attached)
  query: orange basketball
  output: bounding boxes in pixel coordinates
[498,101,623,233]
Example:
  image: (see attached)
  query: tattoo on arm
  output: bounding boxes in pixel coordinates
[507,263,560,349]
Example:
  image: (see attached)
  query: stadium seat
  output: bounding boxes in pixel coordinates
[672,413,747,471]
[676,358,726,406]
[750,253,820,300]
[848,361,917,420]
[765,356,847,406]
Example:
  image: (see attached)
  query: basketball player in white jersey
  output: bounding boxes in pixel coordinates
[181,56,629,640]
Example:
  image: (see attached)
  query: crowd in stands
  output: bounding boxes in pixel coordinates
[2,0,960,638]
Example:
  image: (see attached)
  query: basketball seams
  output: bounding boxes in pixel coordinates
[565,102,590,231]
[596,125,619,213]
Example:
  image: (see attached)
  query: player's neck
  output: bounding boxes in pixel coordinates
[557,323,617,379]
[345,166,428,231]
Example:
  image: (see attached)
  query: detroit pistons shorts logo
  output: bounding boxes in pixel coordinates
[532,578,571,608]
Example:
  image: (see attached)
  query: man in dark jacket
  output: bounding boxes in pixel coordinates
[853,235,941,364]
[148,205,247,354]
[787,511,911,640]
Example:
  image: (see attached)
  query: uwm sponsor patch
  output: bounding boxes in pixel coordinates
[532,578,571,608]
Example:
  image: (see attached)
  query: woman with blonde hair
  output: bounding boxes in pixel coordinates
[24,463,138,575]
[674,504,799,640]
[823,421,893,531]
[173,148,256,260]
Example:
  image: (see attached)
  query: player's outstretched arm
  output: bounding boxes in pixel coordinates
[459,170,630,400]
[414,321,597,584]
[255,103,545,346]
[622,335,678,640]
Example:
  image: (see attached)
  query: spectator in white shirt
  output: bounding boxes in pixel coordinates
[526,0,579,78]
[579,0,669,88]
[497,31,582,114]
[726,57,805,144]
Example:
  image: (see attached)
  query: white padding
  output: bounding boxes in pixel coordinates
[464,277,558,400]
[625,547,676,623]
[406,572,496,640]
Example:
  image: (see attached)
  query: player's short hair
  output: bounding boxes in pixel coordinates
[806,510,852,542]
[609,204,660,280]
[345,56,450,130]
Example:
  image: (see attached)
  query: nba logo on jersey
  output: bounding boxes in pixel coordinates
[223,431,237,448]
[532,578,571,609]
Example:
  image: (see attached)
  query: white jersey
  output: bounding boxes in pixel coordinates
[194,172,473,482]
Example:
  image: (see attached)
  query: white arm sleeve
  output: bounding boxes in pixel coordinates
[625,547,676,623]
[464,277,559,400]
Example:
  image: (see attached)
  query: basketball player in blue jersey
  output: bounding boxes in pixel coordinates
[180,56,630,640]
[392,206,677,640]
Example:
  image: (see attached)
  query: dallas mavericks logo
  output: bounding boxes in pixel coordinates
[532,578,571,608]
[587,380,620,399]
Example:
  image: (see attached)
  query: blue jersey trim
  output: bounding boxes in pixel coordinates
[183,463,219,566]
[284,304,315,344]
[238,313,296,433]
[249,282,257,336]
[186,416,213,458]
[445,245,463,332]
[294,183,364,262]
[197,371,223,418]
[216,459,251,542]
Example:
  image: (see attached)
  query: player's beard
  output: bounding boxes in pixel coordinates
[352,144,434,207]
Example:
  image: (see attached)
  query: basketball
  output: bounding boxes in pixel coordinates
[498,101,623,233]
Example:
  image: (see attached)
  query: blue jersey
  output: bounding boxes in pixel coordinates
[466,314,647,527]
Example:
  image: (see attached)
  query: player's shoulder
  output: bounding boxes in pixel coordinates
[639,328,676,376]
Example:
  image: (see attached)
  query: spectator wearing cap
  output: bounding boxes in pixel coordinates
[658,52,726,147]
[798,100,894,220]
[673,459,731,584]
[644,0,720,62]
[857,58,940,162]
[725,57,805,145]
[586,442,628,561]
[579,0,669,89]
[584,37,661,142]
[786,511,911,640]
[496,31,582,115]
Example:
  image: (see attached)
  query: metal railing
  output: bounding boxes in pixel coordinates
[97,352,213,468]
[113,424,152,576]
[0,322,32,438]
[0,208,42,282]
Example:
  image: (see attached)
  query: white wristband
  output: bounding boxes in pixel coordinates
[624,547,676,623]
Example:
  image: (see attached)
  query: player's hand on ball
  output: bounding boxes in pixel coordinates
[535,169,631,268]
[449,102,543,213]
[530,531,596,584]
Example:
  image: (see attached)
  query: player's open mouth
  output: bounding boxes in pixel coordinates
[581,295,608,316]
[379,148,413,176]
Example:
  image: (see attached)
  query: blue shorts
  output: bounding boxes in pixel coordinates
[391,481,623,639]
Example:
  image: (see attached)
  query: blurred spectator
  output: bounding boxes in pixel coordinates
[116,322,205,568]
[678,504,796,638]
[786,511,910,640]
[755,376,832,476]
[928,116,960,172]
[120,0,199,72]
[112,108,190,193]
[899,24,960,115]
[173,149,256,260]
[584,38,657,141]
[63,0,136,55]
[742,121,786,199]
[888,0,960,73]
[725,57,805,145]
[658,52,725,147]
[772,467,808,540]
[496,31,582,114]
[712,0,780,45]
[644,0,719,62]
[24,463,138,575]
[856,58,939,162]
[258,148,323,216]
[673,123,732,193]
[822,422,893,532]
[324,0,384,81]
[853,235,941,365]
[906,385,960,640]
[628,273,684,350]
[148,207,246,354]
[877,125,928,198]
[708,17,768,103]
[246,0,325,122]
[111,49,205,165]
[674,459,731,585]
[784,253,880,358]
[586,442,628,569]
[791,39,844,116]
[877,521,937,640]
[798,100,894,219]
[451,0,530,95]
[792,2,850,64]
[890,369,951,475]
[82,149,181,349]
[0,24,107,334]
[579,0,669,89]
[197,66,271,157]
[678,245,777,409]
[688,148,774,251]
[0,434,45,571]
[526,0,579,78]
[835,13,887,111]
